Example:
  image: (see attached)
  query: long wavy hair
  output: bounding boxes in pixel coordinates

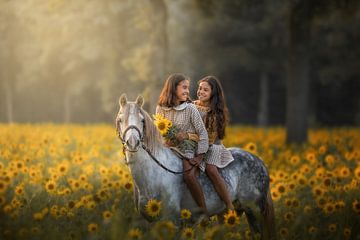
[158,73,191,107]
[198,76,229,140]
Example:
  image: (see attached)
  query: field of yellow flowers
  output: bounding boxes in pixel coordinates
[0,124,359,239]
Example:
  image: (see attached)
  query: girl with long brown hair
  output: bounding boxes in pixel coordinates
[194,75,235,210]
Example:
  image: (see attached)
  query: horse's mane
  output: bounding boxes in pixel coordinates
[138,107,163,154]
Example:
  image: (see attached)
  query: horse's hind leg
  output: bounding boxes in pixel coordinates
[241,207,262,239]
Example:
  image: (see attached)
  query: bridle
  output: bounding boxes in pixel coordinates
[118,125,144,152]
[117,122,194,175]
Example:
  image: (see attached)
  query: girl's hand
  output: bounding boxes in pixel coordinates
[189,154,204,166]
[165,140,175,147]
[176,132,189,141]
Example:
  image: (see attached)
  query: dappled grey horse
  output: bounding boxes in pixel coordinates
[116,94,276,240]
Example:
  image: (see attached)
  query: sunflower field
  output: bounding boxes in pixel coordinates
[0,124,359,239]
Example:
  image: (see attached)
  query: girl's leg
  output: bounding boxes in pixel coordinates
[182,159,208,215]
[205,164,234,210]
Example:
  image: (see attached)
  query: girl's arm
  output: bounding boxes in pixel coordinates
[189,105,209,155]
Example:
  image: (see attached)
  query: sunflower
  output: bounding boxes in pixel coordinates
[308,226,317,234]
[318,145,327,155]
[292,198,300,208]
[128,228,142,239]
[343,227,351,238]
[315,167,326,179]
[123,181,133,192]
[180,209,192,220]
[153,221,176,239]
[87,223,98,233]
[323,202,335,214]
[31,227,41,235]
[300,164,310,174]
[145,199,161,218]
[325,154,335,166]
[181,227,195,239]
[223,210,240,227]
[279,227,288,237]
[284,198,292,207]
[271,188,280,201]
[57,162,69,175]
[312,186,325,197]
[0,180,8,194]
[102,210,112,220]
[86,201,96,210]
[45,180,57,193]
[339,166,350,178]
[283,211,294,221]
[352,200,360,214]
[276,170,287,179]
[14,184,24,196]
[328,223,337,232]
[153,114,172,136]
[316,197,327,208]
[244,142,257,154]
[276,183,286,195]
[354,166,360,180]
[297,176,307,186]
[289,155,300,165]
[305,152,316,163]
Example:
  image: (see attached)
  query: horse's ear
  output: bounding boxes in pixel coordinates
[136,95,144,108]
[119,94,127,107]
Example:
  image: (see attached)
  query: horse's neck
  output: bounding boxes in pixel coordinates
[126,145,181,196]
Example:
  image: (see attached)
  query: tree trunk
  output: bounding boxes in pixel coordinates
[64,89,71,123]
[257,72,269,126]
[3,81,14,123]
[146,0,168,113]
[286,0,312,144]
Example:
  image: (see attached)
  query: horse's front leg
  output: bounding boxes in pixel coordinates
[133,184,140,212]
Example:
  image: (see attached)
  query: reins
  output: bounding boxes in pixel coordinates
[118,124,194,175]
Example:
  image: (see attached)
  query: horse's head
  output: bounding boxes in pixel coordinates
[116,94,145,152]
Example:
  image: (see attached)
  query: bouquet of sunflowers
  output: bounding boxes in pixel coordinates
[153,113,197,152]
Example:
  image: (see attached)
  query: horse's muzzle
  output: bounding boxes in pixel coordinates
[126,135,140,152]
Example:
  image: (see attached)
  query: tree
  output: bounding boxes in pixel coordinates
[0,2,25,123]
[285,0,313,144]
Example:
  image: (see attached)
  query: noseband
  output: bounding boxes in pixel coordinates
[118,125,144,152]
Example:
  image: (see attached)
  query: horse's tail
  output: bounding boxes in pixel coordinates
[262,188,277,240]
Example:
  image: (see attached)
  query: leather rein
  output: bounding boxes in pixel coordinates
[118,124,194,175]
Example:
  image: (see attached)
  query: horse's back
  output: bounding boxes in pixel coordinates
[225,147,270,198]
[186,147,270,215]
